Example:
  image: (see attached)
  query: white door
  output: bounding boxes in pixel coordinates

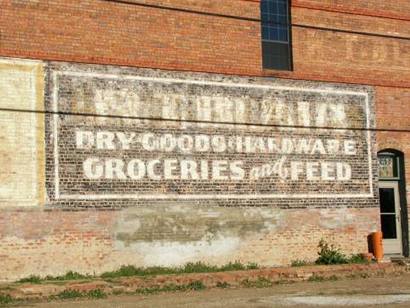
[379,181,402,255]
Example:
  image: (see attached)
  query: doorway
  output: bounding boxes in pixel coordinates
[378,150,408,257]
[379,181,402,255]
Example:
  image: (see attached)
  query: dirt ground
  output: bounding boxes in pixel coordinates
[12,272,410,308]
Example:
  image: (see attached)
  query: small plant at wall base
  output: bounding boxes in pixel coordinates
[349,253,370,264]
[315,239,371,265]
[316,239,349,265]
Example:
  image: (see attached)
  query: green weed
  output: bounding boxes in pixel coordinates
[315,240,372,266]
[219,261,246,272]
[246,262,259,270]
[135,280,205,294]
[17,271,93,284]
[241,277,273,288]
[182,262,218,273]
[308,274,338,282]
[0,294,13,305]
[291,259,309,267]
[315,239,348,265]
[186,280,206,291]
[54,288,107,300]
[56,289,83,299]
[216,281,230,288]
[348,254,370,264]
[87,289,107,299]
[308,274,325,282]
[17,275,42,284]
[49,271,92,281]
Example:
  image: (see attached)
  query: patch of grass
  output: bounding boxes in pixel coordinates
[0,294,13,305]
[359,273,371,279]
[87,289,107,299]
[246,262,259,270]
[48,271,93,281]
[55,289,84,300]
[308,274,326,282]
[183,262,219,273]
[186,280,206,291]
[348,254,370,264]
[17,275,42,284]
[53,289,107,300]
[135,280,206,295]
[16,261,259,283]
[219,261,246,272]
[101,261,258,279]
[112,289,124,296]
[216,281,230,288]
[16,261,259,284]
[136,285,162,295]
[101,265,145,278]
[291,259,309,267]
[241,277,273,288]
[17,271,94,284]
[308,274,338,282]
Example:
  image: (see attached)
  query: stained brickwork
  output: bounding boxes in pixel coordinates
[0,206,379,281]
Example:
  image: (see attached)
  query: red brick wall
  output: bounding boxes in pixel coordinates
[293,0,410,20]
[1,0,409,87]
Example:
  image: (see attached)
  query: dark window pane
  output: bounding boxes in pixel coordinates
[271,29,279,41]
[278,27,288,41]
[262,26,270,40]
[261,13,269,22]
[278,14,288,25]
[262,41,291,70]
[381,214,397,239]
[261,1,269,11]
[278,2,287,14]
[380,188,396,213]
[260,0,289,42]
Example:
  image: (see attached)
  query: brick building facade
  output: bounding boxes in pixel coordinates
[0,0,409,281]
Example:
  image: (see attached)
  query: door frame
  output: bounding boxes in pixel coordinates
[378,149,409,257]
[379,181,402,255]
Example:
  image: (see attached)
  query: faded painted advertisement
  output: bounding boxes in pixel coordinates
[47,65,374,201]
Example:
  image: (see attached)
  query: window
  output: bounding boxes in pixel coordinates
[260,0,292,70]
[378,152,400,180]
